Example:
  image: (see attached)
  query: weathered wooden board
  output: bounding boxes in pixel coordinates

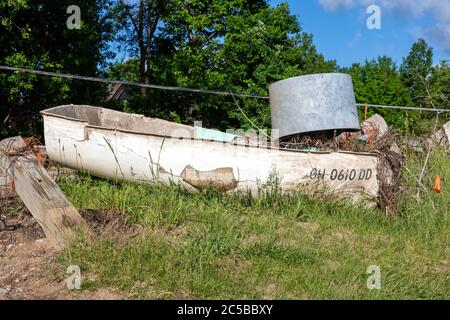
[0,166,14,199]
[432,121,450,150]
[445,122,450,151]
[0,137,88,248]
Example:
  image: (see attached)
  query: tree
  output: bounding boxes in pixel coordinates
[429,61,449,110]
[112,0,167,93]
[0,0,113,138]
[400,38,433,108]
[107,58,140,82]
[113,1,336,130]
[210,3,336,129]
[344,56,417,133]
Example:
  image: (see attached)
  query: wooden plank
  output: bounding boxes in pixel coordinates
[0,166,15,199]
[431,121,450,150]
[443,121,450,150]
[0,137,89,248]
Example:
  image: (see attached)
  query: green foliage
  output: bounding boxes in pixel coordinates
[0,52,72,137]
[110,0,167,87]
[112,1,336,130]
[0,0,113,139]
[0,1,447,139]
[400,38,434,108]
[429,61,450,109]
[208,3,336,129]
[343,56,418,134]
[106,58,140,83]
[109,4,448,137]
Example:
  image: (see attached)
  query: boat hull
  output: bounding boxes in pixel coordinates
[42,105,380,205]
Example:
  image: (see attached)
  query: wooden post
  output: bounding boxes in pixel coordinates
[0,137,89,248]
[364,102,369,121]
[0,166,15,199]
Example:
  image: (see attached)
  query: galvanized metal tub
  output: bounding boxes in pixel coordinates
[269,73,360,139]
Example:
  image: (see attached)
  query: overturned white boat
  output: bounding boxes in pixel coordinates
[41,105,381,205]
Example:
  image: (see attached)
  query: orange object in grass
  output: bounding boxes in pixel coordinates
[433,176,442,194]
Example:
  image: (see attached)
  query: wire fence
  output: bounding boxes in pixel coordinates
[1,65,449,114]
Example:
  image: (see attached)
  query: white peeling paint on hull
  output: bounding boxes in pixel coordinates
[41,105,380,205]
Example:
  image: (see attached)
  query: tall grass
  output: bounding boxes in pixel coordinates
[57,147,449,299]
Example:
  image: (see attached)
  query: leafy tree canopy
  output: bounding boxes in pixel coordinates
[400,38,434,108]
[0,1,448,138]
[344,56,418,133]
[110,1,336,130]
[0,0,113,138]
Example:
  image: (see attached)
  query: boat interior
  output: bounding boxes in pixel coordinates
[42,105,195,138]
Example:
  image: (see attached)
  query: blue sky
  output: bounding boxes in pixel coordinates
[269,0,449,67]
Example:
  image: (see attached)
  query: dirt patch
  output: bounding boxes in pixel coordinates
[0,230,56,300]
[1,202,143,240]
[0,229,124,300]
[82,209,142,239]
[0,205,132,299]
[0,198,45,239]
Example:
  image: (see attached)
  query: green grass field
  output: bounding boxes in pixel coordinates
[57,148,449,299]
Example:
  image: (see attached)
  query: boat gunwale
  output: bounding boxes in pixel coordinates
[41,105,379,158]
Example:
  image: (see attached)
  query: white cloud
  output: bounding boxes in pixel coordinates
[318,0,356,11]
[317,0,450,53]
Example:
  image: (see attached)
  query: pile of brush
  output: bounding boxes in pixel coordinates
[281,114,404,213]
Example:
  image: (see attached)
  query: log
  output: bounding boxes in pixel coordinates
[0,137,88,248]
[0,166,15,199]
